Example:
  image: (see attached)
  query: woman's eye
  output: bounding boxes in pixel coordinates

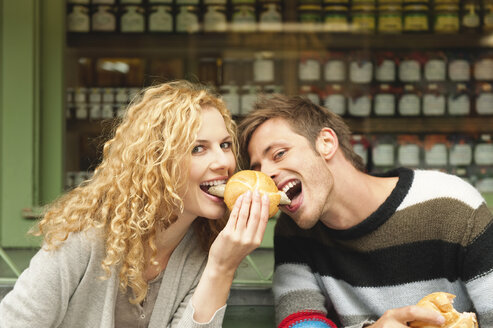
[192,145,204,154]
[221,141,232,150]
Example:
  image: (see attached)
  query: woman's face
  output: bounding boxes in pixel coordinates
[180,106,236,221]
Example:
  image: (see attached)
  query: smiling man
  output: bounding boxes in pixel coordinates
[238,94,493,328]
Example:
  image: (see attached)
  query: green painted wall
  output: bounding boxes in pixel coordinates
[0,0,63,247]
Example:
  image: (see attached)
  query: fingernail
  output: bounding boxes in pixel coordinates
[245,190,252,198]
[262,194,269,202]
[254,188,260,198]
[436,316,445,324]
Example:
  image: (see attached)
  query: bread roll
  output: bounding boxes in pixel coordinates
[208,170,290,218]
[409,292,478,328]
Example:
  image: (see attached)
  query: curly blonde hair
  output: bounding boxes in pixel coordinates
[33,80,237,304]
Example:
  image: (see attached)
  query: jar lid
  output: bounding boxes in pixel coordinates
[435,4,459,10]
[379,4,403,10]
[404,4,429,10]
[298,4,323,10]
[324,5,349,10]
[352,4,376,10]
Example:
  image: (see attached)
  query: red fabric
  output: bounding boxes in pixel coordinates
[278,310,337,328]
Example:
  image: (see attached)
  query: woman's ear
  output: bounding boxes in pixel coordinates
[315,128,338,160]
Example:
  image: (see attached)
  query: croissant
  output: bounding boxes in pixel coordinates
[409,292,478,328]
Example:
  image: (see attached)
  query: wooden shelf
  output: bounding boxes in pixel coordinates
[67,32,493,56]
[346,116,493,134]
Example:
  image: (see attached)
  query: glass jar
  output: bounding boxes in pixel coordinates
[324,84,346,116]
[324,5,349,31]
[204,5,228,32]
[423,84,446,116]
[461,0,480,32]
[259,3,283,32]
[148,5,173,32]
[448,56,471,81]
[424,52,447,81]
[176,5,200,33]
[403,4,429,32]
[67,5,90,32]
[424,135,449,167]
[476,83,493,115]
[299,4,323,31]
[483,2,493,31]
[232,1,257,32]
[120,5,145,33]
[375,52,397,82]
[398,84,421,116]
[378,4,403,33]
[434,3,459,33]
[448,83,470,116]
[397,135,422,167]
[374,84,397,116]
[324,53,346,82]
[351,3,377,33]
[92,5,117,32]
[299,55,322,81]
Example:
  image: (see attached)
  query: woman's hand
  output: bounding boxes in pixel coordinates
[191,189,270,323]
[366,305,445,328]
[208,189,270,275]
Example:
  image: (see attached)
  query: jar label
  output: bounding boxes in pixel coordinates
[476,93,493,114]
[299,59,321,81]
[425,144,448,166]
[376,59,396,81]
[475,143,493,165]
[474,59,493,80]
[423,94,446,115]
[449,59,470,81]
[349,61,373,83]
[450,144,472,165]
[448,94,470,115]
[324,60,346,81]
[149,6,173,32]
[324,94,346,115]
[398,144,420,166]
[425,59,446,81]
[399,94,420,115]
[374,94,396,115]
[349,96,371,116]
[254,59,275,82]
[373,144,395,166]
[399,60,421,82]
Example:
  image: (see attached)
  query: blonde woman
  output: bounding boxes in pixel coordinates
[0,81,270,328]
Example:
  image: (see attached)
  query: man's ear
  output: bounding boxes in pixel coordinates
[315,128,338,160]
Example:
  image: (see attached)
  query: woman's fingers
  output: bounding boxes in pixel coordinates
[244,189,262,236]
[377,306,445,327]
[235,190,251,229]
[224,194,244,233]
[253,194,270,243]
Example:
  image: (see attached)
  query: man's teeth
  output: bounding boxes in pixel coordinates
[282,180,300,194]
[200,180,226,187]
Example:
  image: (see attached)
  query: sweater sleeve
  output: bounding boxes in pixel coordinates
[0,232,91,328]
[273,216,335,327]
[462,202,493,327]
[169,286,226,328]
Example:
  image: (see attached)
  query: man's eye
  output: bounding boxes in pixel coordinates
[221,142,232,149]
[192,145,204,154]
[274,150,286,160]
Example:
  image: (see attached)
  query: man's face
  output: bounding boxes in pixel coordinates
[247,118,333,229]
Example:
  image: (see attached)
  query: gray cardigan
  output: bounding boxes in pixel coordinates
[0,228,226,328]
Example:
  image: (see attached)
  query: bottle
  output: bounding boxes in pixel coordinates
[120,5,145,33]
[176,5,200,33]
[148,5,174,32]
[67,5,90,32]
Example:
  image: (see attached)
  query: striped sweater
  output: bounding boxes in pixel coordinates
[273,168,493,328]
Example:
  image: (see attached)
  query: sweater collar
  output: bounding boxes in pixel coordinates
[321,167,414,240]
